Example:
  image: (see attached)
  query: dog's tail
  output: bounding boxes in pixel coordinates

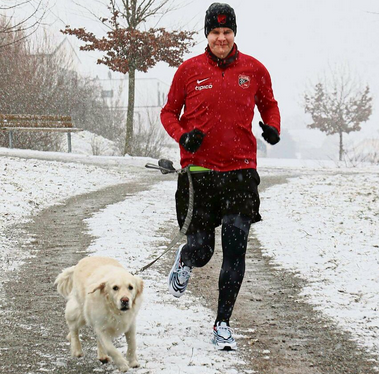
[54,266,75,298]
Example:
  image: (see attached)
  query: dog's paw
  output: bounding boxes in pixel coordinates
[71,350,84,358]
[98,355,111,364]
[128,359,140,368]
[117,361,130,372]
[66,332,71,342]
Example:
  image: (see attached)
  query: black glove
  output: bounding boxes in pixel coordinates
[259,121,280,145]
[179,129,205,153]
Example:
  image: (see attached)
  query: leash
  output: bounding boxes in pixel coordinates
[136,159,195,273]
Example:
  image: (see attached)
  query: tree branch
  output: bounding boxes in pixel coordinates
[0,0,48,48]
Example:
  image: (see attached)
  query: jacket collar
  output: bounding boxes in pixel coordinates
[205,43,239,68]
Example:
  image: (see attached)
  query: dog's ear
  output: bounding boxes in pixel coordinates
[88,282,106,294]
[135,277,144,298]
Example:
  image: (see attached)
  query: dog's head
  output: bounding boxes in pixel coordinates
[89,269,143,312]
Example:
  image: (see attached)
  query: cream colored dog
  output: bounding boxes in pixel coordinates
[55,256,143,372]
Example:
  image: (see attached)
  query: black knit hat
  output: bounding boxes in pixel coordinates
[204,3,237,37]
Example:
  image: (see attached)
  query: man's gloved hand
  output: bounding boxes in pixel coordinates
[179,129,205,153]
[259,121,280,145]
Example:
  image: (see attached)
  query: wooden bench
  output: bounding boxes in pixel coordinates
[0,114,82,153]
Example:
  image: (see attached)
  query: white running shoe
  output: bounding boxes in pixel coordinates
[168,244,192,298]
[212,322,237,350]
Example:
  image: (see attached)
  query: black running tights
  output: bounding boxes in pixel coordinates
[181,214,251,325]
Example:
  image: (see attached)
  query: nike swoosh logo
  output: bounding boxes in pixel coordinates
[197,78,210,84]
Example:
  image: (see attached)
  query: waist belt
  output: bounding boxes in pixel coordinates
[188,165,211,173]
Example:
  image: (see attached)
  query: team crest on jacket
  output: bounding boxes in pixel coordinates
[238,75,250,89]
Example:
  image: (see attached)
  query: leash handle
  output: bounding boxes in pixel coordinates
[145,159,181,174]
[145,163,174,173]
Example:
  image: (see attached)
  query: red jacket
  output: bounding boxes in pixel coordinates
[161,45,280,171]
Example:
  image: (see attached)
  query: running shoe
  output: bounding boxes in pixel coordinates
[168,244,192,298]
[212,322,237,350]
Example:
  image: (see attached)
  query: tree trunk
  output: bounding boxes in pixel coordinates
[339,130,343,161]
[124,66,136,156]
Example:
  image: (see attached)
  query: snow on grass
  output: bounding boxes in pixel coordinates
[254,171,379,359]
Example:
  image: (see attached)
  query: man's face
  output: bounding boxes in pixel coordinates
[207,27,235,59]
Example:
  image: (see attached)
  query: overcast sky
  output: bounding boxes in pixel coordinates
[28,1,379,134]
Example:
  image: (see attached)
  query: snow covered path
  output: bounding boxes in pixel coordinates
[1,149,379,372]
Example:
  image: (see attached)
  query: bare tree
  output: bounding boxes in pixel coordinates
[62,0,196,156]
[130,108,167,158]
[304,66,372,161]
[0,0,48,48]
[0,21,123,151]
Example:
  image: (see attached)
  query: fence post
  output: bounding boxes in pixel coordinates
[9,130,13,149]
[67,132,72,153]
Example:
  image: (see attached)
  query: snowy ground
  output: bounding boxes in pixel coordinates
[254,169,379,357]
[1,147,379,371]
